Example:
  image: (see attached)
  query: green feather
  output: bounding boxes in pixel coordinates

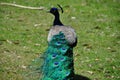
[41,32,74,80]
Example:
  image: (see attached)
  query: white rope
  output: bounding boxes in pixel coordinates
[0,2,44,10]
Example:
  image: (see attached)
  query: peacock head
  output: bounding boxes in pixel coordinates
[49,8,59,15]
[49,4,63,16]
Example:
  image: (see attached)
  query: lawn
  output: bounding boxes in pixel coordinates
[0,0,120,80]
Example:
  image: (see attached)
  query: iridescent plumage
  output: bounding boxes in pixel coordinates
[41,6,77,80]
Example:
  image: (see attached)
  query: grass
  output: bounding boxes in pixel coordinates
[0,0,120,80]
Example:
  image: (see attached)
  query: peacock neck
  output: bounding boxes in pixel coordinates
[53,14,63,26]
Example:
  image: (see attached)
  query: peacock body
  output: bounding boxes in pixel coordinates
[40,5,77,80]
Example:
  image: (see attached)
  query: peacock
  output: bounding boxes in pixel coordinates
[40,5,77,80]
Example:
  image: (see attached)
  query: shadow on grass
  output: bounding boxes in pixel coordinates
[74,74,91,80]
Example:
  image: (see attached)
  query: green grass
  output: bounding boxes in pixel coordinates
[0,0,120,80]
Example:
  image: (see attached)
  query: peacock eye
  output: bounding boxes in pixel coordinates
[51,8,56,13]
[54,9,56,11]
[52,53,57,59]
[66,71,70,76]
[60,57,65,61]
[54,62,59,67]
[61,47,67,53]
[56,41,61,46]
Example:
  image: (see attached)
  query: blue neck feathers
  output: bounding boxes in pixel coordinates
[53,13,63,26]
